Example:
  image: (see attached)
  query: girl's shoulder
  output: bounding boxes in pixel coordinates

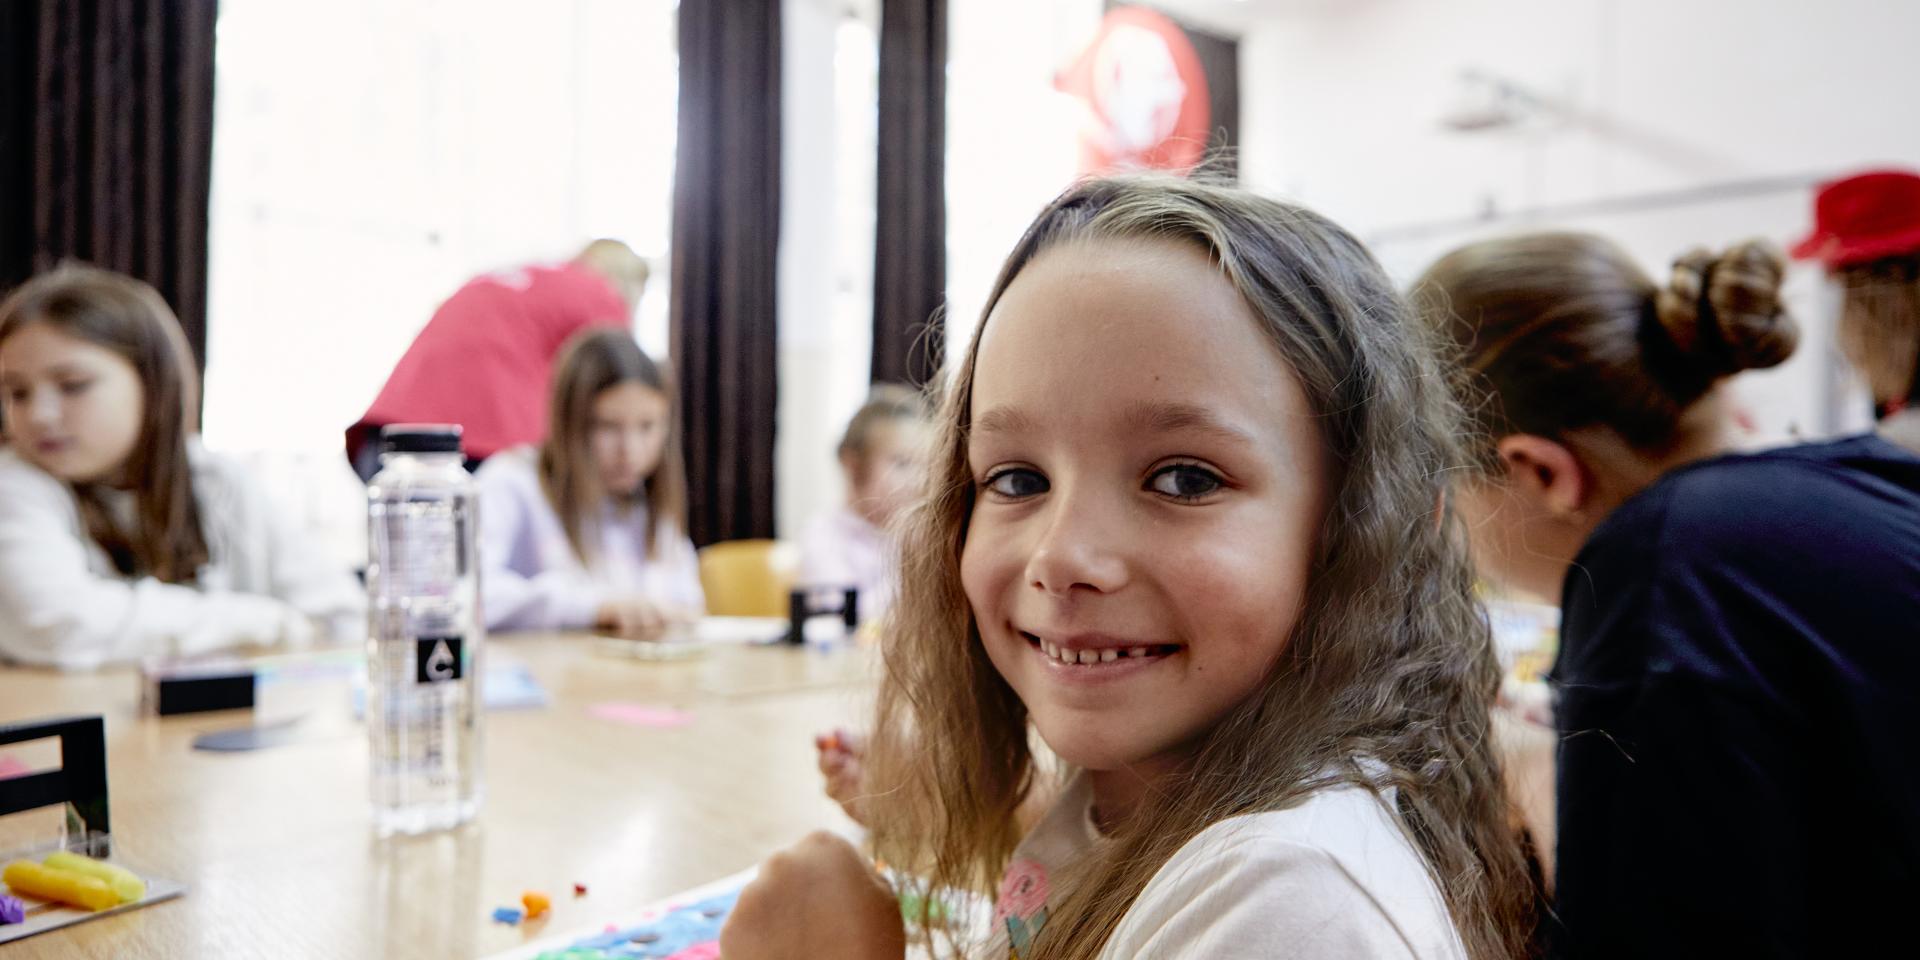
[180,442,273,517]
[800,504,864,547]
[0,447,69,501]
[0,448,83,530]
[184,442,252,488]
[1590,432,1920,577]
[478,444,540,471]
[1111,785,1463,959]
[1186,785,1433,885]
[474,446,544,491]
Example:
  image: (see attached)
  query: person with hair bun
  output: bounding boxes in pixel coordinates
[1416,233,1920,958]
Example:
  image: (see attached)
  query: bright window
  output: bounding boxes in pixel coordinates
[204,0,679,457]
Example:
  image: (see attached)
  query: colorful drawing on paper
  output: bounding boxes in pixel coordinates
[526,889,738,960]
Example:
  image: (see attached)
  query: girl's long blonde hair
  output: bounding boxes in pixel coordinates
[865,176,1535,960]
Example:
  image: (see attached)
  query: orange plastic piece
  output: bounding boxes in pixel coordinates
[521,890,551,919]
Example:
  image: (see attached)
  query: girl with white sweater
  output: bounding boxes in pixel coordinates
[0,265,364,669]
[474,329,703,636]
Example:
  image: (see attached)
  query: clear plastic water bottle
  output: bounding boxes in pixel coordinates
[365,424,484,835]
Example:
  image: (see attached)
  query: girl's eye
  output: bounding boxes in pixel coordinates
[984,468,1048,499]
[59,380,92,396]
[1148,463,1223,501]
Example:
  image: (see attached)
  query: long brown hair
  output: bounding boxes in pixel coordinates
[1834,252,1920,407]
[1413,232,1797,468]
[865,176,1535,959]
[538,328,687,563]
[0,263,209,583]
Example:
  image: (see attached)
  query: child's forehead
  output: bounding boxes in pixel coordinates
[986,236,1252,332]
[853,417,924,453]
[967,335,1310,462]
[2,323,125,368]
[977,256,1284,393]
[972,397,1257,447]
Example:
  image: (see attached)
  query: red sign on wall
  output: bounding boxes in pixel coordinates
[1054,6,1212,176]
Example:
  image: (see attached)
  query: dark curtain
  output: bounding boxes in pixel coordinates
[1182,21,1239,176]
[0,0,218,368]
[871,0,946,388]
[670,0,782,547]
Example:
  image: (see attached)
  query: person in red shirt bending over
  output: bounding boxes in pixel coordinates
[346,239,650,480]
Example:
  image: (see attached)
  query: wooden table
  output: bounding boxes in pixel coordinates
[0,633,876,959]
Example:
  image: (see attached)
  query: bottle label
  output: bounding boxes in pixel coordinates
[385,508,459,598]
[416,636,464,683]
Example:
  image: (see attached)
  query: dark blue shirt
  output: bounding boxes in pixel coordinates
[1551,435,1920,958]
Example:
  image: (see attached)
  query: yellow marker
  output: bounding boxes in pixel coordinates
[2,860,119,911]
[43,852,145,904]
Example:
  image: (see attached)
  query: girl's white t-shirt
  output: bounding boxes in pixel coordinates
[977,771,1468,960]
[798,504,896,622]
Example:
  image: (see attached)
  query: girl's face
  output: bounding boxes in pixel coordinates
[590,380,671,498]
[845,418,926,528]
[961,238,1332,783]
[0,322,146,484]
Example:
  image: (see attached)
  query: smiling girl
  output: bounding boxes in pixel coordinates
[720,177,1534,959]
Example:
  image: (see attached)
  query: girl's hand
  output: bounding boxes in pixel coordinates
[814,728,868,825]
[719,831,905,960]
[594,597,668,640]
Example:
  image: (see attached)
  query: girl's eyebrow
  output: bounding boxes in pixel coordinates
[973,405,1038,438]
[973,401,1256,446]
[1123,400,1256,446]
[41,363,90,379]
[2,363,88,386]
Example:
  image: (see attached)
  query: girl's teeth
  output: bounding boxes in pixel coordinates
[1036,640,1165,664]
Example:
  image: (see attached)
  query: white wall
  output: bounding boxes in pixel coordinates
[1239,0,1920,440]
[945,0,1104,357]
[778,0,1104,537]
[776,0,879,539]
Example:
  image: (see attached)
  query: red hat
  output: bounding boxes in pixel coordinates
[1791,168,1920,268]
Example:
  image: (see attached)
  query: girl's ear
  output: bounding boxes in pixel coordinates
[1491,434,1592,518]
